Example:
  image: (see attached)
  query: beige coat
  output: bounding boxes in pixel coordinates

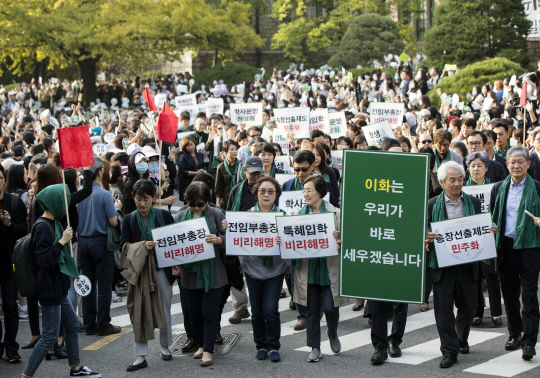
[121,241,167,343]
[292,203,350,308]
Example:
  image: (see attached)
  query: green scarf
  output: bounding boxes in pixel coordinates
[433,146,451,170]
[135,207,155,241]
[230,180,247,211]
[195,130,204,145]
[492,174,540,250]
[253,202,279,268]
[295,200,331,286]
[494,144,510,159]
[293,176,303,190]
[466,176,491,186]
[180,207,215,292]
[211,137,221,169]
[247,142,252,157]
[428,191,476,269]
[315,171,330,183]
[36,184,78,278]
[224,158,237,193]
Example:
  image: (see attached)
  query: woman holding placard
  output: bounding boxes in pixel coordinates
[173,182,227,367]
[464,152,503,327]
[275,175,344,363]
[119,179,176,372]
[222,177,289,362]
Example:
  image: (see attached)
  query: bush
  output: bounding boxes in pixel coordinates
[194,62,263,85]
[427,58,526,108]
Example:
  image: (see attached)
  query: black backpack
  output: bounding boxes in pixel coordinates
[12,219,54,297]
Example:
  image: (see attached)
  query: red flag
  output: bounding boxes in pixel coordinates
[142,87,157,112]
[520,81,527,106]
[57,125,95,169]
[156,103,179,143]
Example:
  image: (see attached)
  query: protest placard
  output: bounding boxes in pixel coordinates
[92,143,107,156]
[330,150,343,175]
[175,84,188,94]
[103,133,115,144]
[369,103,405,129]
[274,156,291,173]
[309,108,329,133]
[177,131,194,146]
[340,150,429,303]
[175,94,197,108]
[175,105,197,125]
[276,213,338,260]
[273,107,310,139]
[261,126,273,142]
[279,190,330,215]
[151,218,214,268]
[328,111,347,139]
[205,98,224,115]
[462,183,494,213]
[431,213,497,268]
[225,211,283,256]
[275,173,296,186]
[362,120,395,147]
[154,94,167,109]
[230,103,263,126]
[273,128,290,153]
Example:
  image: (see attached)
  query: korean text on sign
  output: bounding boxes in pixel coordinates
[279,190,330,215]
[225,211,283,256]
[369,103,405,129]
[274,107,310,139]
[230,103,263,126]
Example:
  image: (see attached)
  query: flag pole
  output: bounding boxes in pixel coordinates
[158,140,163,206]
[61,168,73,257]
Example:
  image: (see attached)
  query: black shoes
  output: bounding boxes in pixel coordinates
[371,348,388,365]
[6,350,22,363]
[459,345,470,354]
[522,345,536,361]
[22,336,41,349]
[215,332,224,345]
[492,317,503,326]
[472,317,482,326]
[505,336,521,351]
[182,337,198,353]
[126,359,148,371]
[440,355,457,368]
[45,342,68,360]
[280,290,287,298]
[388,341,402,358]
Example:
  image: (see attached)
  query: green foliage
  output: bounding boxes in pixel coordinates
[194,62,263,85]
[328,14,404,69]
[424,0,531,68]
[427,58,526,108]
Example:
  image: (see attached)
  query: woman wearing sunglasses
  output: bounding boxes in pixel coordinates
[172,182,227,367]
[222,177,289,362]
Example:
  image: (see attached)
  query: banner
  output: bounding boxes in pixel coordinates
[225,211,283,256]
[461,183,494,213]
[154,94,167,109]
[275,173,295,186]
[279,190,330,215]
[205,98,224,115]
[274,107,310,139]
[152,218,214,268]
[340,150,429,303]
[175,94,197,108]
[362,120,395,147]
[331,150,343,175]
[230,103,263,126]
[177,131,194,146]
[175,105,197,125]
[329,111,347,139]
[276,213,338,259]
[369,103,405,129]
[273,129,290,153]
[274,156,291,173]
[431,213,497,268]
[309,108,329,133]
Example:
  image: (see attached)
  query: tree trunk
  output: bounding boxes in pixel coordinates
[78,57,100,106]
[213,49,219,66]
[255,8,261,68]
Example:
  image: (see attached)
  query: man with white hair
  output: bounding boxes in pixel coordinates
[425,161,487,368]
[490,145,540,361]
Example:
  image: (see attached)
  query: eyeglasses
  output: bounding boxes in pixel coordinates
[467,141,482,147]
[258,189,276,195]
[302,189,316,194]
[134,197,152,204]
[420,140,432,144]
[188,202,206,208]
[508,160,528,166]
[294,167,310,172]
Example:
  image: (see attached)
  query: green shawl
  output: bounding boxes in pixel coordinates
[433,146,451,170]
[466,176,491,186]
[36,184,78,278]
[428,191,476,269]
[224,158,238,193]
[135,207,155,241]
[253,202,279,268]
[230,180,247,212]
[246,142,252,157]
[494,144,510,159]
[295,200,331,286]
[180,207,215,292]
[293,176,303,190]
[491,174,540,250]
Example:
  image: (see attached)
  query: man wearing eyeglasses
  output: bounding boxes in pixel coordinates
[418,133,433,149]
[465,131,507,183]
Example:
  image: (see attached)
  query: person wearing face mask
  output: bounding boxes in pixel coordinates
[368,81,382,102]
[142,146,176,207]
[123,152,150,215]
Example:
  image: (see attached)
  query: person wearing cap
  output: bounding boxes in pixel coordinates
[123,152,150,214]
[7,91,17,111]
[77,157,123,337]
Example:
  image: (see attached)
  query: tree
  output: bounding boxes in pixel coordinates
[327,14,404,69]
[0,0,263,105]
[424,0,531,68]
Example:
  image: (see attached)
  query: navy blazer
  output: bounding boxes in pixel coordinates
[427,193,482,284]
[177,152,204,191]
[489,178,540,272]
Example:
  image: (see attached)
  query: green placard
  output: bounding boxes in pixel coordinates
[339,150,429,303]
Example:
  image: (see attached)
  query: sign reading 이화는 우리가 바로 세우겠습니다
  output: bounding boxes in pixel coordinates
[340,150,429,304]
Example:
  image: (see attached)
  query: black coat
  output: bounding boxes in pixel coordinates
[494,153,509,175]
[528,148,540,182]
[177,152,204,195]
[427,193,482,284]
[120,208,176,284]
[489,178,540,272]
[464,159,507,184]
[0,191,27,269]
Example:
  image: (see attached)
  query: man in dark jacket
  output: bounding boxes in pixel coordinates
[528,128,540,182]
[0,165,27,362]
[466,131,507,183]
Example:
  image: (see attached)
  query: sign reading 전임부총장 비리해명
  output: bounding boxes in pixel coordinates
[339,149,429,303]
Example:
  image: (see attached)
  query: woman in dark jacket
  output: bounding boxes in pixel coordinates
[312,143,340,204]
[122,152,149,215]
[21,184,100,378]
[177,135,204,201]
